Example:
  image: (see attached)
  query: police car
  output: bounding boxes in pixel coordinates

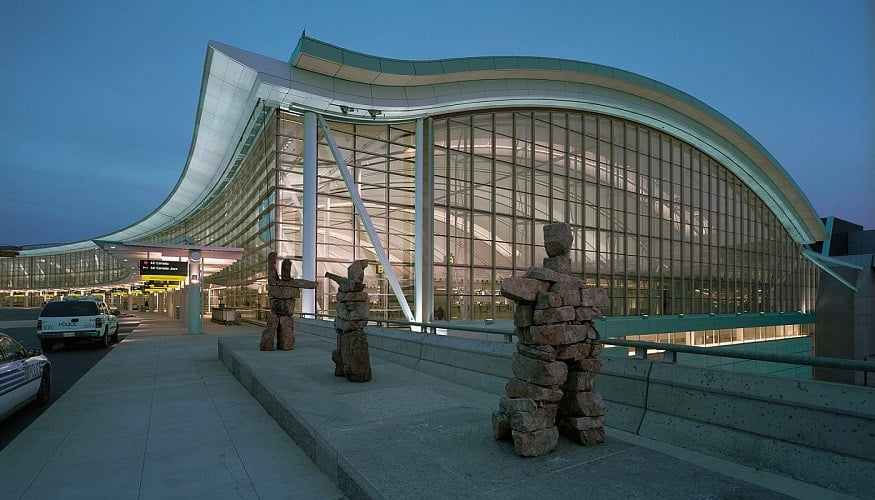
[36,296,119,351]
[0,330,51,422]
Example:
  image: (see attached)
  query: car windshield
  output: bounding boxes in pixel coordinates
[40,301,99,317]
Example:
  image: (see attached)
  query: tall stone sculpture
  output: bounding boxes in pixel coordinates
[325,260,372,382]
[260,251,317,351]
[492,222,609,457]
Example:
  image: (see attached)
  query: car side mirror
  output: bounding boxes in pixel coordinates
[111,309,121,316]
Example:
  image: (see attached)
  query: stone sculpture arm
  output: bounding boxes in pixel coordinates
[266,251,279,286]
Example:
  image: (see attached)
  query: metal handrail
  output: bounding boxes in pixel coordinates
[601,338,875,373]
[298,313,874,375]
[301,313,515,340]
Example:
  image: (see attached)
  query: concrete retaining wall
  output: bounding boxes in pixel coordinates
[297,318,875,497]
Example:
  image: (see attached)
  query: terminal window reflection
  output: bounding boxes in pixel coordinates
[432,110,815,321]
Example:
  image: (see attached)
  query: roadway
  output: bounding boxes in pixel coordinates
[0,307,140,450]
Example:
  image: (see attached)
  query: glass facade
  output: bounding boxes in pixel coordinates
[0,107,817,333]
[431,110,816,321]
[273,112,418,318]
[0,248,126,293]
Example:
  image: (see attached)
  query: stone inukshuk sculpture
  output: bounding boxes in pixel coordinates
[492,222,609,457]
[260,251,317,351]
[325,260,372,382]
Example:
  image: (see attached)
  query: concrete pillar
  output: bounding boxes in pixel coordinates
[302,111,317,317]
[815,256,875,385]
[187,250,203,335]
[414,118,434,327]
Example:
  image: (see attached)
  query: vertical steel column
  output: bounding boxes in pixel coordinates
[415,118,434,327]
[302,112,317,316]
[317,115,414,322]
[187,250,203,334]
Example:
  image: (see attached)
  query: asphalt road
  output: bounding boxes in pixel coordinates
[0,309,139,451]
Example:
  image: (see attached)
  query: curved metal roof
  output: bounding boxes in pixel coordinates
[22,35,825,257]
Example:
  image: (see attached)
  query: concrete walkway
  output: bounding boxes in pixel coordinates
[1,312,856,499]
[0,313,343,500]
[219,330,855,500]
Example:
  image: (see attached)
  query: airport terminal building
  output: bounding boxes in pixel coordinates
[1,36,829,348]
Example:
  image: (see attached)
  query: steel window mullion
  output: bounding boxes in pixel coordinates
[317,115,414,322]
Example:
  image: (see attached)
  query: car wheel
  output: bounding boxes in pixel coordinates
[100,329,110,349]
[111,323,119,343]
[40,339,53,352]
[36,367,51,405]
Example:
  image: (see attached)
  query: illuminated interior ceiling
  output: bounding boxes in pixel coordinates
[21,34,825,261]
[94,241,243,285]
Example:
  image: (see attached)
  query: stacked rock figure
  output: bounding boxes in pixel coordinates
[259,251,317,351]
[492,222,609,457]
[325,260,373,382]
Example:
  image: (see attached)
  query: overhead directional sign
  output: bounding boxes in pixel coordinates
[140,260,188,281]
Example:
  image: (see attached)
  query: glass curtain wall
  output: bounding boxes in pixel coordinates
[432,110,817,321]
[0,249,127,292]
[1,107,817,329]
[146,105,277,319]
[273,111,417,319]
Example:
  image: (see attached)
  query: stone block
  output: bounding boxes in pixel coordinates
[259,324,277,351]
[565,324,595,343]
[555,342,592,361]
[501,277,550,303]
[525,266,583,285]
[499,396,537,414]
[543,222,573,257]
[287,278,318,289]
[331,348,344,377]
[543,254,573,273]
[516,326,533,344]
[535,290,563,310]
[337,290,369,303]
[564,370,597,391]
[559,391,605,417]
[575,358,604,373]
[339,280,365,293]
[529,324,567,345]
[512,353,568,386]
[505,378,564,403]
[347,259,368,282]
[517,343,556,362]
[561,415,605,430]
[551,282,581,307]
[511,427,559,457]
[533,306,576,325]
[588,342,603,357]
[575,305,602,322]
[339,330,372,382]
[337,301,369,321]
[514,304,535,327]
[277,316,295,350]
[559,417,606,445]
[492,411,511,440]
[334,317,368,332]
[509,404,559,433]
[269,284,302,299]
[581,287,609,307]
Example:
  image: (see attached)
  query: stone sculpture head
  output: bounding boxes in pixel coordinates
[281,259,292,281]
[543,222,573,257]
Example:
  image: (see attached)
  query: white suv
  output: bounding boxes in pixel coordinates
[36,297,119,351]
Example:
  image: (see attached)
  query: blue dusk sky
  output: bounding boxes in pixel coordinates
[1,0,872,246]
